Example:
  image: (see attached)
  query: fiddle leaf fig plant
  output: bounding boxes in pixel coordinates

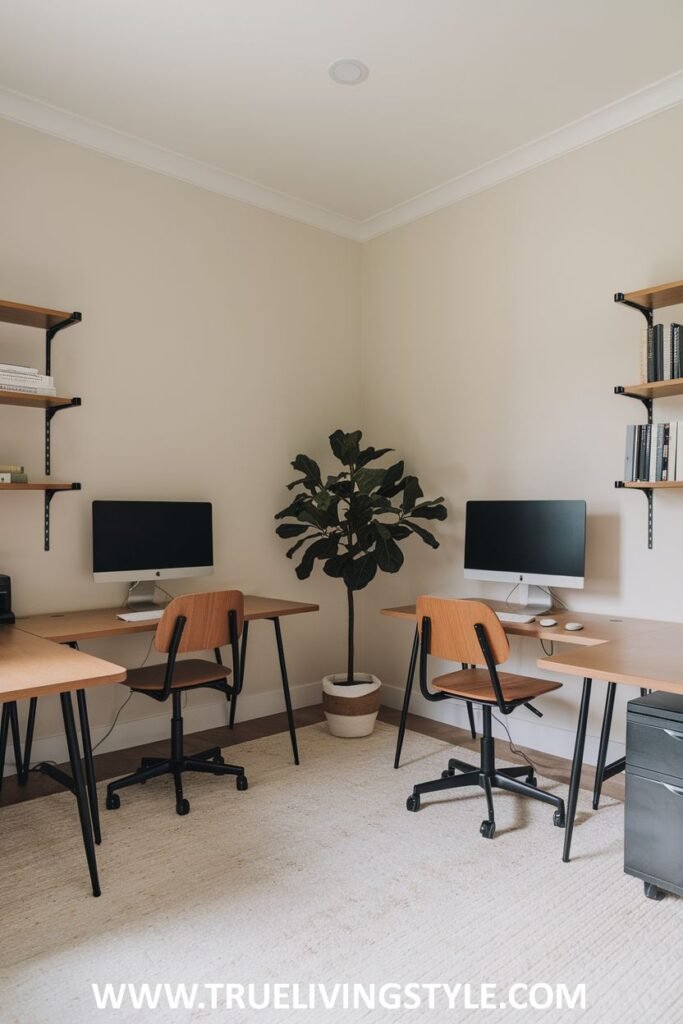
[275,429,448,685]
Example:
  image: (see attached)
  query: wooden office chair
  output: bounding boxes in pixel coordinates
[105,591,248,817]
[406,597,566,838]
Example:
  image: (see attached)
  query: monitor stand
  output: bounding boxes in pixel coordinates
[126,580,167,612]
[507,583,552,616]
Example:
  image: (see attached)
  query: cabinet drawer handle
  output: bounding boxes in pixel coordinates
[645,778,683,797]
[664,729,683,741]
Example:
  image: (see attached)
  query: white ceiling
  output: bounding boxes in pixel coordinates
[1,0,683,237]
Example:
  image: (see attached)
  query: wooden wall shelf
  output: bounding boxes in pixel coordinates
[0,299,80,331]
[618,378,683,402]
[0,391,81,410]
[0,482,79,491]
[614,278,683,547]
[617,280,683,312]
[620,481,683,490]
[0,299,82,549]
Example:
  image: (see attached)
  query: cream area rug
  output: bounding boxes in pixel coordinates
[0,721,680,1024]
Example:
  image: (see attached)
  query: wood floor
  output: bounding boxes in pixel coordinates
[0,703,624,807]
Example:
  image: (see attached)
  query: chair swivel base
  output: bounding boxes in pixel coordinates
[105,746,248,817]
[406,757,565,839]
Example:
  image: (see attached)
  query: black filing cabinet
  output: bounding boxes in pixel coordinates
[625,691,683,900]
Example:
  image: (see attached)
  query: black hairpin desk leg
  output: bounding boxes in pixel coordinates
[60,691,101,897]
[394,628,419,769]
[271,617,299,765]
[563,677,592,863]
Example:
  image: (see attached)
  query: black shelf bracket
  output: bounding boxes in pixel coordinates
[45,312,81,376]
[614,292,653,327]
[45,397,82,475]
[614,386,653,424]
[615,481,653,549]
[44,483,81,552]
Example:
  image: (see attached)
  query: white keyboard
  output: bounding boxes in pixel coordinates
[496,611,536,624]
[117,609,164,622]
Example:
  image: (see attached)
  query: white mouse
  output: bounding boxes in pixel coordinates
[564,622,584,631]
[539,617,558,627]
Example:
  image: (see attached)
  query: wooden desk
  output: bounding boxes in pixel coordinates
[17,594,319,771]
[536,620,683,861]
[0,626,125,896]
[17,595,319,644]
[382,599,683,862]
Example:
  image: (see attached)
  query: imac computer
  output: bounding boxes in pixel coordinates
[92,500,213,609]
[464,500,586,614]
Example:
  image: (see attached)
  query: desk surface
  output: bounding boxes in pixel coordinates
[17,594,319,644]
[0,626,126,702]
[381,599,683,694]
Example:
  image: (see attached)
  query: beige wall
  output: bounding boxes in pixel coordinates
[0,118,361,761]
[360,104,683,761]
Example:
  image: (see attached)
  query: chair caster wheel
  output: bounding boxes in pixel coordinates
[644,882,665,901]
[527,775,537,787]
[236,774,248,791]
[213,754,225,765]
[105,792,120,811]
[553,809,566,828]
[406,794,420,812]
[176,798,190,815]
[480,819,495,839]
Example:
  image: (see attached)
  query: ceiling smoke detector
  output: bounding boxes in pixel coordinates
[328,59,369,86]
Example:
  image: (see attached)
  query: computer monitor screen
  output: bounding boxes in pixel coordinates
[464,500,586,589]
[92,501,213,582]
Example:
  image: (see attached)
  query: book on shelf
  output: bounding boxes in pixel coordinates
[0,464,24,473]
[0,362,40,377]
[624,422,683,481]
[672,323,682,380]
[641,323,683,384]
[0,472,28,484]
[0,382,57,396]
[0,371,54,388]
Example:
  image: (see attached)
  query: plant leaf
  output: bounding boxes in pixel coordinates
[356,446,393,468]
[274,494,309,520]
[289,454,322,493]
[373,525,404,573]
[343,552,377,591]
[378,460,405,496]
[406,520,439,548]
[275,522,310,538]
[329,429,363,466]
[353,467,386,494]
[286,536,315,559]
[401,476,424,511]
[323,553,351,578]
[409,501,448,521]
[387,523,412,540]
[295,537,338,580]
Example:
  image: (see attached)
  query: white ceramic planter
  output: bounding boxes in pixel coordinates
[322,673,382,738]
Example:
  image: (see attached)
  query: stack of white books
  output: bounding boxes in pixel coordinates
[0,362,56,395]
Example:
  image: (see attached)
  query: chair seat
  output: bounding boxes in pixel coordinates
[432,668,561,703]
[127,659,232,693]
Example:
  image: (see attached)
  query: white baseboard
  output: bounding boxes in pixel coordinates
[4,680,322,777]
[381,682,624,768]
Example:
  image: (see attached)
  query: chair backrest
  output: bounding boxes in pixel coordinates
[155,591,244,654]
[416,596,509,666]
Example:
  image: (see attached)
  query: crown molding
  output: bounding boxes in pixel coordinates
[0,85,360,240]
[356,69,683,241]
[1,70,683,245]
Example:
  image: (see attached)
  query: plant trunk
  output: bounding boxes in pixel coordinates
[346,584,355,685]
